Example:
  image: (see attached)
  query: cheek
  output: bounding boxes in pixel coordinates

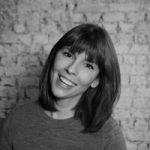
[78,71,96,86]
[53,54,69,71]
[53,61,62,71]
[53,57,64,71]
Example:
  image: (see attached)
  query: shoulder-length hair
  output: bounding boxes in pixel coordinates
[39,23,121,133]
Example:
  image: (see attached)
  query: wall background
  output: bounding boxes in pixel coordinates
[0,0,150,149]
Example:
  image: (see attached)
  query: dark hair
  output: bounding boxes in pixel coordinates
[39,24,121,133]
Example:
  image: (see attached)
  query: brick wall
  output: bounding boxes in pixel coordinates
[0,0,150,149]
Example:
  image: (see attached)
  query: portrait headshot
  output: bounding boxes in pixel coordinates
[0,0,150,150]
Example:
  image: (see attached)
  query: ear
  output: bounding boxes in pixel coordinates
[91,78,99,88]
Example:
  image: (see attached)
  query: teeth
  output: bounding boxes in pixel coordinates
[60,76,75,87]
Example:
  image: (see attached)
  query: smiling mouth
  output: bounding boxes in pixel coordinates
[58,74,77,87]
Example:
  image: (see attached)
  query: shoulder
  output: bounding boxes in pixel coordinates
[96,117,127,150]
[4,100,39,124]
[13,100,38,113]
[100,116,125,139]
[100,117,121,134]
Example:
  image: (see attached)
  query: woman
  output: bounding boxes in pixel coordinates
[0,24,127,150]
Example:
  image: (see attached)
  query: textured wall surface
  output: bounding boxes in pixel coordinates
[0,0,150,149]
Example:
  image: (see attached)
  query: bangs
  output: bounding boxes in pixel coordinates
[68,38,100,65]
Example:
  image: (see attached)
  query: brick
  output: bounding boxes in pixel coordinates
[119,23,134,33]
[49,0,64,9]
[26,12,40,32]
[18,77,39,87]
[0,100,6,110]
[135,87,150,97]
[17,2,29,23]
[5,66,26,76]
[114,109,131,119]
[116,33,133,44]
[17,55,40,67]
[137,143,149,150]
[115,44,130,54]
[18,34,32,45]
[2,44,25,55]
[117,55,123,65]
[133,97,148,109]
[0,87,7,97]
[30,0,50,11]
[131,108,150,119]
[121,75,130,85]
[26,66,42,76]
[17,55,29,66]
[0,67,5,76]
[0,86,17,98]
[116,96,132,109]
[0,45,5,56]
[76,2,109,13]
[131,65,149,75]
[120,86,136,97]
[134,119,148,131]
[105,23,116,34]
[33,33,48,44]
[129,45,149,54]
[109,3,140,12]
[14,23,26,34]
[64,1,75,11]
[142,0,150,11]
[136,55,147,65]
[40,19,58,34]
[145,131,150,143]
[127,12,145,23]
[147,76,150,88]
[1,55,16,66]
[0,31,19,43]
[49,10,68,22]
[144,97,150,108]
[133,34,149,45]
[1,77,16,86]
[0,111,5,118]
[123,55,136,65]
[104,12,125,22]
[120,64,131,74]
[121,118,134,130]
[126,141,137,150]
[126,129,145,142]
[145,12,150,22]
[135,22,150,36]
[86,13,102,23]
[130,75,147,86]
[70,13,84,23]
[43,44,53,55]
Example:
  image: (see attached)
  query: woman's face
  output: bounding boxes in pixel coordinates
[51,47,99,102]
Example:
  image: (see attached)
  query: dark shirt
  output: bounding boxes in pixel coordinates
[0,101,127,150]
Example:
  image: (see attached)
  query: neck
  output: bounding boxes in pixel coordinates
[46,97,80,120]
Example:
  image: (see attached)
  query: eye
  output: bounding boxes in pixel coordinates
[85,63,94,70]
[62,51,72,58]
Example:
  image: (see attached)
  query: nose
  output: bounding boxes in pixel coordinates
[65,61,78,75]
